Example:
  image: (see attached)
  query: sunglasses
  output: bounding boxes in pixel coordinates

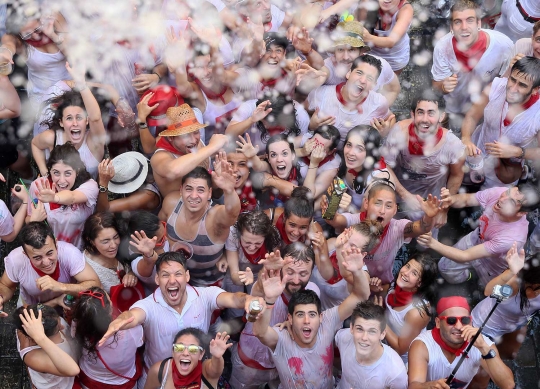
[172,343,203,354]
[154,221,168,249]
[79,290,105,307]
[20,24,43,40]
[439,316,472,325]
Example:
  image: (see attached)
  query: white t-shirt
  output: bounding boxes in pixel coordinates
[307,85,390,143]
[80,325,144,385]
[323,55,395,91]
[273,306,342,389]
[431,29,513,115]
[0,200,14,238]
[131,285,223,369]
[28,179,99,250]
[4,242,85,305]
[335,329,408,389]
[494,0,540,43]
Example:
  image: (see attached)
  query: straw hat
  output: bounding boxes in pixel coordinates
[108,152,149,194]
[331,21,370,50]
[159,104,208,137]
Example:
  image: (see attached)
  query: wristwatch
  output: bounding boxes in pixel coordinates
[481,349,496,360]
[99,185,108,193]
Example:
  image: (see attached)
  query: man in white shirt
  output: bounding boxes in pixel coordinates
[494,0,540,43]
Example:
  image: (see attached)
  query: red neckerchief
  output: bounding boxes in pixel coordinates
[238,183,257,212]
[171,359,203,389]
[408,122,443,156]
[336,82,365,114]
[503,93,540,126]
[194,78,228,104]
[432,327,469,358]
[261,69,288,89]
[348,157,387,177]
[156,137,184,156]
[241,243,268,265]
[359,211,390,255]
[25,32,52,48]
[30,260,61,281]
[302,152,336,169]
[275,213,305,245]
[387,285,414,308]
[270,167,299,204]
[264,22,273,32]
[47,176,63,211]
[326,252,343,285]
[452,30,488,72]
[280,292,289,305]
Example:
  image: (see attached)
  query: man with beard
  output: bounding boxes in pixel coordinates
[150,104,229,197]
[382,91,465,228]
[251,231,373,389]
[229,243,322,389]
[98,251,265,386]
[431,0,513,134]
[408,296,514,389]
[461,56,540,188]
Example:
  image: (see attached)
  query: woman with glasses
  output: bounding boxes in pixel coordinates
[73,286,144,389]
[144,328,232,389]
[13,304,80,389]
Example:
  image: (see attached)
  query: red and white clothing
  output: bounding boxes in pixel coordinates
[471,77,540,189]
[233,66,297,101]
[335,330,408,389]
[307,85,390,143]
[0,200,14,238]
[323,55,395,91]
[4,242,85,305]
[438,187,529,286]
[432,29,513,115]
[413,330,493,388]
[494,0,540,43]
[84,251,129,294]
[272,306,342,389]
[342,215,412,284]
[55,131,101,180]
[297,132,341,178]
[79,325,143,388]
[28,179,99,250]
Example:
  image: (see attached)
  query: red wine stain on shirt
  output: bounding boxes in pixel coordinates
[322,344,333,365]
[288,357,304,375]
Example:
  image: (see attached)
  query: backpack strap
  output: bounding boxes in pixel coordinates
[202,374,216,389]
[158,357,172,385]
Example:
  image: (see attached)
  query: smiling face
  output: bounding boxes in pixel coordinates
[283,258,312,295]
[343,133,367,171]
[284,214,311,242]
[92,228,120,260]
[533,29,540,59]
[436,307,470,347]
[412,100,442,140]
[261,43,286,75]
[227,153,250,189]
[450,9,481,49]
[268,140,295,179]
[23,236,58,275]
[345,62,379,102]
[172,333,204,376]
[493,187,525,218]
[364,187,397,227]
[191,54,214,88]
[181,178,212,213]
[378,0,401,12]
[240,230,266,254]
[50,162,77,192]
[334,45,362,66]
[60,106,89,147]
[506,70,539,105]
[155,260,190,307]
[288,303,321,347]
[350,317,385,358]
[396,259,423,291]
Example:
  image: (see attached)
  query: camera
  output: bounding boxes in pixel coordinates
[491,284,512,301]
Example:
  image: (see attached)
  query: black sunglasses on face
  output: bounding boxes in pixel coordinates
[439,316,472,325]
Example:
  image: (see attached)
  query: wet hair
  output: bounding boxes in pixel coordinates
[283,187,314,221]
[351,300,387,331]
[367,181,397,202]
[312,125,341,151]
[337,125,383,194]
[12,304,59,338]
[534,20,540,37]
[265,133,295,156]
[510,57,540,90]
[516,182,540,212]
[234,210,282,253]
[155,251,188,273]
[127,211,160,238]
[288,289,321,316]
[5,3,41,36]
[72,287,115,358]
[351,54,382,77]
[41,91,87,132]
[182,166,212,188]
[20,222,56,250]
[410,89,446,113]
[83,212,120,255]
[263,32,289,51]
[173,327,207,348]
[519,254,540,312]
[282,242,315,266]
[450,0,481,20]
[350,220,385,253]
[255,94,301,143]
[46,143,92,190]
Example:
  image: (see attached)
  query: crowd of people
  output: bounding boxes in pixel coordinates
[0,0,540,388]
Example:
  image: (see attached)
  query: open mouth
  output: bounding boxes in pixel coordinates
[302,327,312,338]
[400,275,409,283]
[70,129,82,140]
[376,216,384,223]
[56,183,69,190]
[186,144,197,153]
[168,286,180,299]
[276,164,287,174]
[187,199,201,206]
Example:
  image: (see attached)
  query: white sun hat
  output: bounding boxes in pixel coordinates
[108,152,149,194]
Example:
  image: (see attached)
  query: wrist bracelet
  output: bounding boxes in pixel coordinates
[265,300,275,306]
[138,121,148,129]
[301,47,313,56]
[76,84,88,92]
[519,147,525,159]
[22,202,27,205]
[152,72,161,82]
[0,46,13,58]
[144,250,156,259]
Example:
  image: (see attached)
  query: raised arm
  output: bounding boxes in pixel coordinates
[362,4,413,49]
[403,194,441,239]
[209,155,241,235]
[461,86,490,157]
[439,187,480,209]
[34,177,94,206]
[0,271,18,317]
[98,308,146,347]
[204,332,233,381]
[417,233,491,263]
[0,75,21,118]
[31,130,56,177]
[484,242,523,297]
[337,247,371,320]
[226,100,272,138]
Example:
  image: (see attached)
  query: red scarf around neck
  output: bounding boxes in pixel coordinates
[387,285,414,308]
[503,93,540,126]
[30,260,61,281]
[238,183,257,213]
[241,243,268,265]
[452,30,488,72]
[359,211,390,255]
[270,167,299,204]
[432,327,469,358]
[194,78,228,104]
[336,82,365,113]
[171,359,203,389]
[25,33,52,48]
[347,157,387,178]
[302,152,335,169]
[261,69,288,90]
[408,122,443,156]
[275,213,305,245]
[156,137,184,156]
[326,252,343,285]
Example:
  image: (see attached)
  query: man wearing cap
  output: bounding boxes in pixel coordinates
[409,296,514,389]
[293,21,401,106]
[150,103,229,197]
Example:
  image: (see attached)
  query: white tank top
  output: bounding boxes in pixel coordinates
[369,6,411,71]
[201,90,241,139]
[56,130,100,179]
[26,46,71,105]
